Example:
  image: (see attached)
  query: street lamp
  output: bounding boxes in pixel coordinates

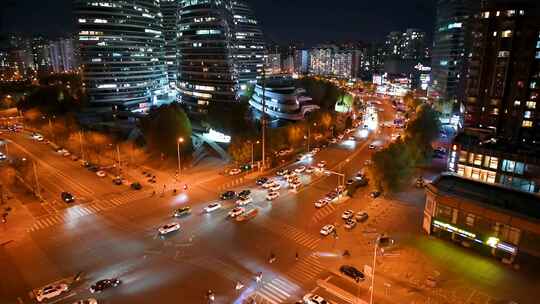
[177,137,184,178]
[307,122,317,152]
[250,140,260,168]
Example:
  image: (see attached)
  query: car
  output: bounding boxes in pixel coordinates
[319,224,335,236]
[415,177,425,188]
[35,135,44,141]
[235,208,259,222]
[61,192,75,203]
[112,176,123,185]
[302,293,328,304]
[89,278,121,293]
[284,171,298,180]
[0,153,6,161]
[269,183,281,191]
[294,166,306,173]
[344,219,357,230]
[228,168,242,175]
[204,203,222,213]
[236,196,253,206]
[336,185,346,194]
[262,180,277,189]
[63,151,71,157]
[305,166,316,173]
[88,165,99,172]
[348,136,355,141]
[266,191,280,201]
[329,138,338,144]
[337,134,344,140]
[238,189,251,199]
[370,191,381,198]
[312,147,321,153]
[173,206,191,217]
[70,155,79,161]
[364,159,373,166]
[256,177,269,185]
[346,179,355,185]
[276,168,289,176]
[72,298,98,304]
[96,170,106,178]
[290,180,302,190]
[158,223,181,235]
[341,210,354,220]
[315,198,329,208]
[317,161,327,168]
[355,211,369,222]
[339,265,365,282]
[369,144,376,149]
[35,283,69,302]
[326,191,338,201]
[355,172,365,180]
[228,207,245,218]
[130,182,142,190]
[220,191,237,200]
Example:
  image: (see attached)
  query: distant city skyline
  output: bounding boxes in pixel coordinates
[1,0,437,45]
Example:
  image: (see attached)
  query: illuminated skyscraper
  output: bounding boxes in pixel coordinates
[74,0,168,113]
[161,0,179,86]
[232,0,266,91]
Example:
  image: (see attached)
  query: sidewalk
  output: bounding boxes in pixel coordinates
[0,188,34,245]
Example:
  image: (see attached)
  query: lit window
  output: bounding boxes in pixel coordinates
[493,31,498,37]
[522,120,533,127]
[519,10,525,15]
[490,157,499,169]
[465,213,475,227]
[474,154,483,166]
[524,111,532,119]
[487,171,496,183]
[468,153,475,164]
[514,100,521,106]
[471,168,481,180]
[536,51,540,59]
[526,101,536,108]
[501,30,512,38]
[496,11,500,17]
[506,10,516,17]
[482,11,490,18]
[459,151,467,162]
[457,164,465,176]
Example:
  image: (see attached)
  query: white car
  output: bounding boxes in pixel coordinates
[369,144,376,149]
[314,198,329,208]
[0,153,6,160]
[158,223,180,235]
[290,180,302,190]
[228,168,242,175]
[269,183,281,191]
[266,191,280,201]
[294,166,306,173]
[341,210,354,220]
[320,224,335,236]
[96,170,106,177]
[35,135,44,141]
[317,161,327,168]
[204,202,222,213]
[228,207,245,218]
[63,151,71,157]
[305,166,316,174]
[236,197,253,206]
[302,293,328,304]
[262,180,277,189]
[35,283,69,302]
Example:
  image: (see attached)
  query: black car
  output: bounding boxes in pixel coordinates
[112,177,123,185]
[88,165,99,172]
[130,182,142,190]
[173,206,192,217]
[238,189,251,198]
[220,191,236,200]
[370,191,381,198]
[89,278,121,293]
[61,192,75,203]
[339,265,365,282]
[256,177,269,186]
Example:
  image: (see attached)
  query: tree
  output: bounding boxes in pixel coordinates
[403,92,422,113]
[370,140,415,192]
[141,103,192,158]
[404,104,441,161]
[228,137,252,164]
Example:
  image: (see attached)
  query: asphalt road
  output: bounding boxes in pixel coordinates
[0,98,398,304]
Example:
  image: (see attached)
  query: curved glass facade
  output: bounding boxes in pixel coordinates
[177,0,238,108]
[161,0,179,86]
[232,1,266,91]
[75,0,168,112]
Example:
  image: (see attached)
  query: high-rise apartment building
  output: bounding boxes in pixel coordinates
[232,0,266,91]
[75,0,168,113]
[384,29,426,60]
[161,0,180,86]
[463,2,540,144]
[431,0,479,101]
[309,45,355,79]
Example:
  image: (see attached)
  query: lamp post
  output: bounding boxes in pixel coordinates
[177,137,184,179]
[307,122,317,152]
[370,235,381,304]
[250,140,260,168]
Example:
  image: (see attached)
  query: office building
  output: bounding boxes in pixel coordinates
[423,174,540,264]
[266,52,282,75]
[161,0,180,86]
[177,0,239,109]
[463,3,540,144]
[75,0,168,113]
[232,0,266,91]
[431,0,479,101]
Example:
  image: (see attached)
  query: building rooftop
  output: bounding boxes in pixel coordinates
[431,174,540,221]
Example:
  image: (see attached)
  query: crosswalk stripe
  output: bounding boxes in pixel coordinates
[265,282,290,298]
[294,266,318,278]
[273,277,296,290]
[258,288,283,303]
[254,291,279,304]
[87,205,99,213]
[45,218,55,226]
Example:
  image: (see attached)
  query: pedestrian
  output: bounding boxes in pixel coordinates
[295,252,299,260]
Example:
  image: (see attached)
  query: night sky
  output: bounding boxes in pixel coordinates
[1,0,436,45]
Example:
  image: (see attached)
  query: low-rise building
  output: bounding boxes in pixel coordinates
[423,174,540,264]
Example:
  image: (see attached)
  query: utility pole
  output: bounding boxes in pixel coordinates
[370,235,380,304]
[261,67,267,170]
[116,144,121,176]
[32,161,41,200]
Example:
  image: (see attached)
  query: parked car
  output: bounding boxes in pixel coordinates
[35,283,69,302]
[344,219,357,230]
[96,170,106,178]
[355,211,368,222]
[370,191,381,198]
[130,182,142,190]
[220,191,237,200]
[320,224,335,236]
[302,293,328,304]
[228,168,242,175]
